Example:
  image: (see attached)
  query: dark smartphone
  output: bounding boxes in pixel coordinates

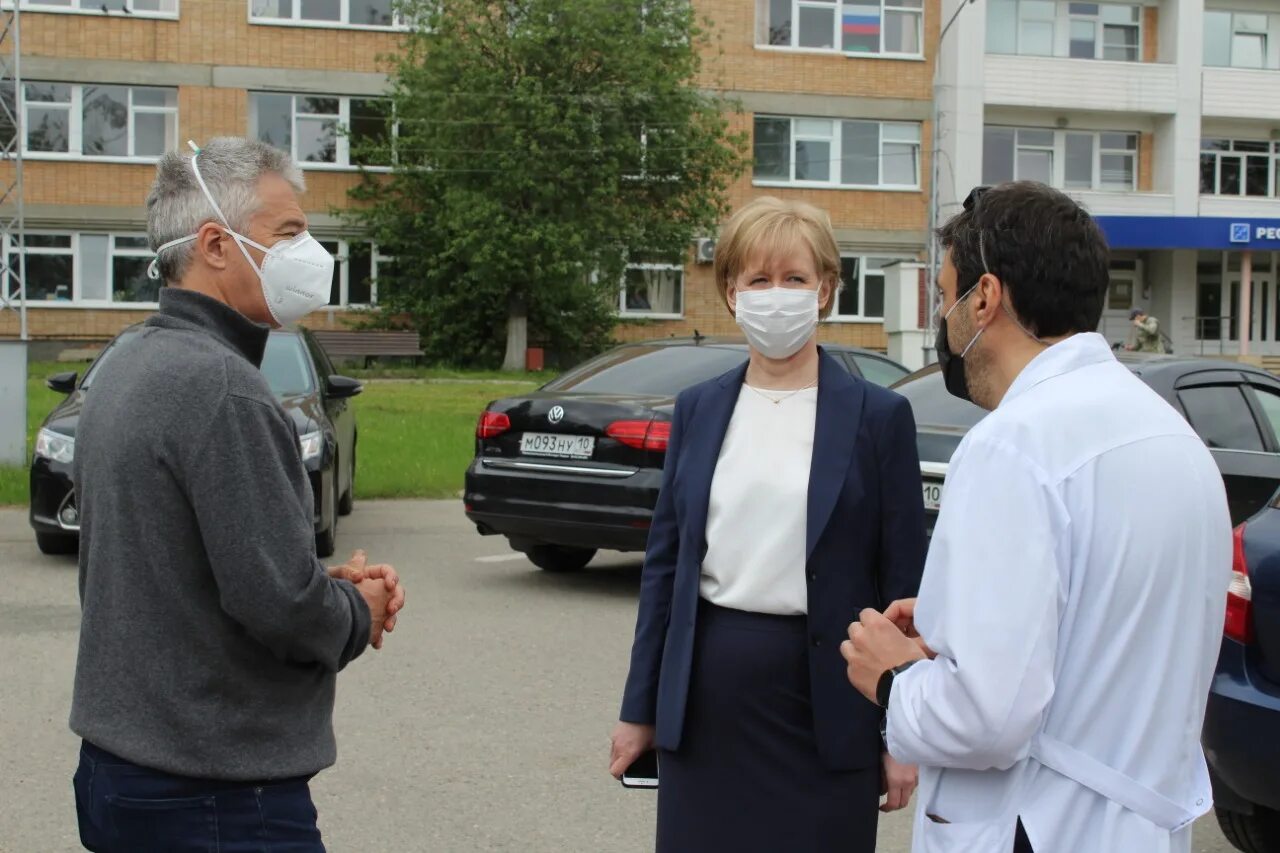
[620,750,659,789]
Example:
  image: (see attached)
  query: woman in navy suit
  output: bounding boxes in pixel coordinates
[608,197,927,852]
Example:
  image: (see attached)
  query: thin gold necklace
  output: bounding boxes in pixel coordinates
[745,380,817,405]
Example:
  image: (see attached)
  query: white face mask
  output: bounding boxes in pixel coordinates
[734,286,820,360]
[148,142,335,327]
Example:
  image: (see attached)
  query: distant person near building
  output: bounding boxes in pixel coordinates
[1128,308,1164,353]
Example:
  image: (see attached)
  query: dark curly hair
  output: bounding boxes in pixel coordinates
[937,182,1111,338]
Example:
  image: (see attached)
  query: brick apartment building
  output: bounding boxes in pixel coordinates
[0,0,935,358]
[615,0,934,353]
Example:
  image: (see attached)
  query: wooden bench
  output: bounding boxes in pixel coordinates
[310,329,424,368]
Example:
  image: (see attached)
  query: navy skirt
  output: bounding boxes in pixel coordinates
[656,600,881,853]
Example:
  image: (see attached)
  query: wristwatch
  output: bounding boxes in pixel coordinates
[876,660,920,709]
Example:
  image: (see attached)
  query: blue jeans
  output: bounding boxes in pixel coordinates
[73,741,325,852]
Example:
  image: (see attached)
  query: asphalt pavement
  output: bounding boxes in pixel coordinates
[0,500,1238,852]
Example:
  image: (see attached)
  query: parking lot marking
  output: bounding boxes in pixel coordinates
[475,554,529,563]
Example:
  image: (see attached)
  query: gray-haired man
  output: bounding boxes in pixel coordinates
[69,138,405,852]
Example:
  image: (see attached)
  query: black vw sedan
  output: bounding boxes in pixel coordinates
[30,326,362,558]
[464,337,910,571]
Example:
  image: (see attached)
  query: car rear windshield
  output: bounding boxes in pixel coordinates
[891,366,987,428]
[81,329,142,388]
[262,334,316,398]
[543,345,748,396]
[81,329,313,399]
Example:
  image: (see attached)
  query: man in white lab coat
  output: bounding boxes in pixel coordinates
[841,182,1232,853]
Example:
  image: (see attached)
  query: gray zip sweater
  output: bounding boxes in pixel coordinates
[70,287,371,781]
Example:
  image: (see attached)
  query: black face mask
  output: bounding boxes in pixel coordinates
[935,317,973,403]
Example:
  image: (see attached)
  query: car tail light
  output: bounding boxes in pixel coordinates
[476,411,511,440]
[1225,523,1254,644]
[606,419,671,452]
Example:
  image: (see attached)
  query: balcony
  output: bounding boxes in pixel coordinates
[1200,196,1280,220]
[1202,68,1280,122]
[984,55,1177,115]
[1067,191,1174,217]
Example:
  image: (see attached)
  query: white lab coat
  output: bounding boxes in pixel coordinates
[887,333,1232,853]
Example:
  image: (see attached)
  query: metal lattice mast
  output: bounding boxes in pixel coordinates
[0,3,24,341]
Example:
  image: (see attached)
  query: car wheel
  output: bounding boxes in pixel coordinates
[338,441,355,517]
[526,545,596,573]
[315,460,338,559]
[36,532,78,556]
[1216,805,1280,853]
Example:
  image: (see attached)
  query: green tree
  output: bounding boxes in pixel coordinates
[348,0,747,369]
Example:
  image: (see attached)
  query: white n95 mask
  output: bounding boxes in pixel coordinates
[148,141,335,327]
[734,286,820,360]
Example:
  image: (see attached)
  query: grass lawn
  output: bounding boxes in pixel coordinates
[351,379,538,500]
[0,359,543,506]
[0,361,71,507]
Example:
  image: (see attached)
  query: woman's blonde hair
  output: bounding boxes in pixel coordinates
[713,196,841,319]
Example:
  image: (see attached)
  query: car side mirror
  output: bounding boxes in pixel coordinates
[326,375,363,400]
[46,372,77,394]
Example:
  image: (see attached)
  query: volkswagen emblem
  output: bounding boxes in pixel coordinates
[548,405,565,425]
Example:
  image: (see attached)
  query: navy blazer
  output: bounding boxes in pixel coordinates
[619,349,926,771]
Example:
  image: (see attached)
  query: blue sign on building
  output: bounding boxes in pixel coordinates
[1094,217,1280,251]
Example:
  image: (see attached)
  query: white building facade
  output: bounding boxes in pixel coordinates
[936,0,1280,361]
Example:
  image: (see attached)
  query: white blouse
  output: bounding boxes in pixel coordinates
[698,384,817,616]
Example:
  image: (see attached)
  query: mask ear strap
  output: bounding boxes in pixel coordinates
[186,139,268,277]
[147,234,198,281]
[188,141,234,229]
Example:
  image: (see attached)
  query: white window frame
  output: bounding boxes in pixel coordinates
[1205,11,1279,70]
[1098,4,1142,61]
[16,82,178,163]
[1096,131,1139,190]
[5,232,75,304]
[827,254,905,322]
[4,231,395,309]
[988,0,1144,62]
[2,231,166,308]
[103,235,160,306]
[1229,12,1270,69]
[1066,4,1101,58]
[0,0,178,19]
[1200,139,1280,199]
[984,126,1139,192]
[624,126,682,184]
[1013,0,1057,56]
[755,0,925,60]
[794,118,837,184]
[322,239,386,307]
[367,245,391,307]
[249,92,397,171]
[619,259,685,320]
[248,0,409,32]
[1012,128,1056,184]
[1065,2,1141,61]
[753,115,922,191]
[7,231,388,309]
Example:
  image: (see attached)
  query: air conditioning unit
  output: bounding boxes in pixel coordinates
[695,238,716,264]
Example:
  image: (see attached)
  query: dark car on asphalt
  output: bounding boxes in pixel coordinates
[893,354,1280,535]
[463,337,910,572]
[1204,496,1280,853]
[30,325,362,558]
